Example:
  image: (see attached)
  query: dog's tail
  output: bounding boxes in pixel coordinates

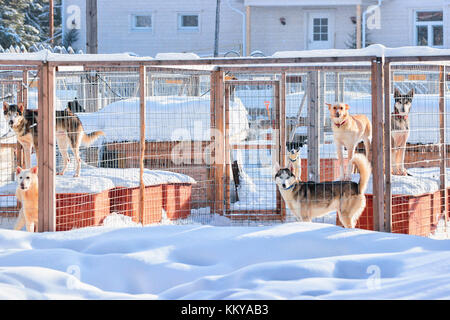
[351,153,371,195]
[82,131,105,146]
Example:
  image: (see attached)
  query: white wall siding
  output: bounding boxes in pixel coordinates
[98,0,244,56]
[367,0,449,48]
[61,0,450,56]
[250,6,356,55]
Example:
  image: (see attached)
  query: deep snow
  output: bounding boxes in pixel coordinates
[0,219,450,299]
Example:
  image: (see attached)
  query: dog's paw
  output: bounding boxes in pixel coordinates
[56,172,63,176]
[400,170,409,176]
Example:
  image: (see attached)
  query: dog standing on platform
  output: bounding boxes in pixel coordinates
[326,102,372,180]
[14,166,39,232]
[391,88,413,176]
[3,101,104,177]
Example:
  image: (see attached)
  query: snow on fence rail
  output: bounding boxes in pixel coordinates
[0,46,448,238]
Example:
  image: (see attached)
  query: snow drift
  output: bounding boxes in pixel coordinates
[0,221,450,299]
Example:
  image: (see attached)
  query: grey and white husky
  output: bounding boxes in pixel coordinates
[274,153,371,228]
[391,88,414,176]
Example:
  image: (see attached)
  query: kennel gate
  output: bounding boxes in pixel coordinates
[222,79,286,221]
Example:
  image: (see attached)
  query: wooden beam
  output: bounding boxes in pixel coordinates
[38,63,56,232]
[246,6,251,56]
[208,72,217,210]
[383,62,392,233]
[21,70,28,108]
[214,71,225,214]
[307,71,320,182]
[356,4,362,49]
[86,0,98,54]
[225,80,278,86]
[279,74,286,220]
[46,55,378,68]
[49,0,54,44]
[439,65,447,223]
[139,65,146,225]
[224,84,231,213]
[219,65,371,73]
[371,58,385,232]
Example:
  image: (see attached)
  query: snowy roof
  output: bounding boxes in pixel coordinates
[1,45,450,67]
[272,45,450,60]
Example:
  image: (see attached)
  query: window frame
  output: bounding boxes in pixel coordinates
[413,9,444,48]
[177,12,200,32]
[130,13,153,32]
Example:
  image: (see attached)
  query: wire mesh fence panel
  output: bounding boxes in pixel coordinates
[388,64,449,237]
[141,70,214,225]
[0,56,446,237]
[284,70,374,226]
[0,69,30,229]
[54,68,140,230]
[223,79,283,225]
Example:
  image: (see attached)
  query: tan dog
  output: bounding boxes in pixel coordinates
[14,166,39,232]
[326,103,372,180]
[274,153,371,228]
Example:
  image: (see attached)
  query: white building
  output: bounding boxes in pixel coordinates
[61,0,450,56]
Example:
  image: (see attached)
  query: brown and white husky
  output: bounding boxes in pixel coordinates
[3,101,104,177]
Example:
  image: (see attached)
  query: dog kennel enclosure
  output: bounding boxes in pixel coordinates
[0,47,448,237]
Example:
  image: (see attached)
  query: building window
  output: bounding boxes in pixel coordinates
[131,14,152,30]
[415,11,443,47]
[178,13,199,31]
[313,18,328,41]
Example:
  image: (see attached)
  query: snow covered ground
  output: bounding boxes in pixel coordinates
[0,218,450,299]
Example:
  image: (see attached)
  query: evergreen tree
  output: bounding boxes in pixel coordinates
[345,17,372,49]
[0,0,62,49]
[26,0,62,45]
[0,0,40,48]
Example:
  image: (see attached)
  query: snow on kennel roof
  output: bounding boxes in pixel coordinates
[272,44,450,59]
[2,46,450,71]
[77,95,249,143]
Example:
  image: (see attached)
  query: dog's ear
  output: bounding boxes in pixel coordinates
[273,161,280,177]
[3,101,8,113]
[17,102,24,114]
[344,104,350,110]
[31,166,38,175]
[394,88,401,98]
[325,103,332,110]
[16,166,22,175]
[407,88,414,98]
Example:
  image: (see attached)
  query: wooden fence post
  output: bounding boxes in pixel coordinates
[224,84,231,213]
[439,65,447,226]
[139,65,146,224]
[371,57,385,232]
[383,62,392,233]
[279,73,286,219]
[213,71,225,214]
[307,71,320,182]
[38,62,56,232]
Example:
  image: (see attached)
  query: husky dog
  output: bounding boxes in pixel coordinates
[391,88,414,176]
[326,102,372,181]
[274,153,371,228]
[3,101,104,177]
[14,166,39,232]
